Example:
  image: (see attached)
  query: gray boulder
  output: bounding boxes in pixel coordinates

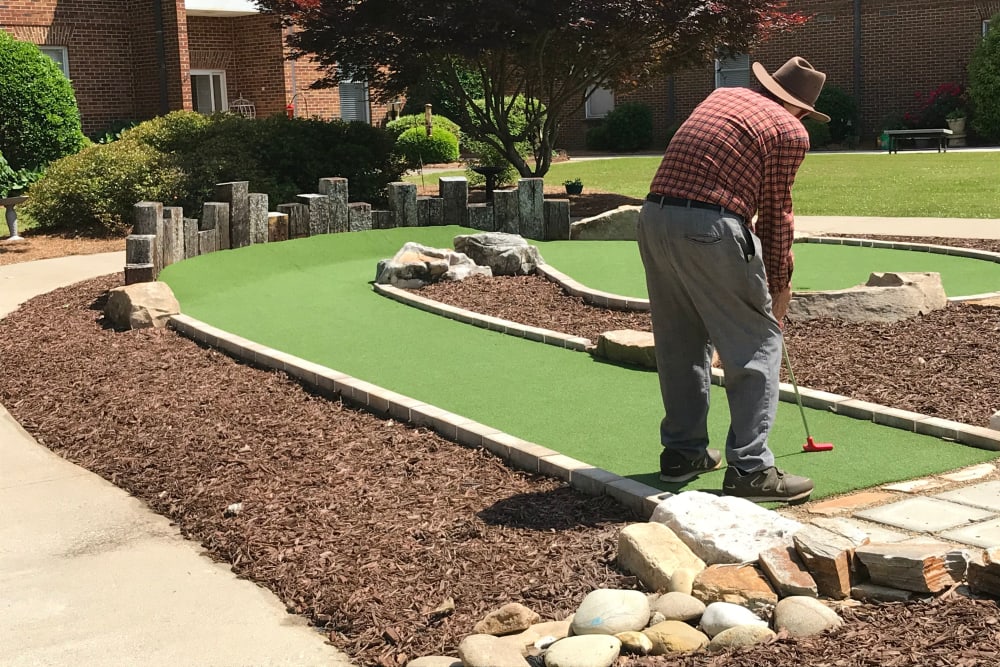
[452,232,543,275]
[569,205,641,240]
[789,272,947,323]
[375,242,491,288]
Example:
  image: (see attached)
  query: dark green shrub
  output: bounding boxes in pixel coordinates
[969,14,1000,141]
[599,102,654,151]
[0,32,86,171]
[386,113,461,138]
[816,85,859,143]
[803,118,833,149]
[25,112,409,235]
[23,139,184,236]
[396,126,459,165]
[585,123,610,151]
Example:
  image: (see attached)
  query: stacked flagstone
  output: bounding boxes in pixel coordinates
[126,176,571,285]
[405,490,1000,666]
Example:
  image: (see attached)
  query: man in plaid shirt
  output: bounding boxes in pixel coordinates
[639,57,830,503]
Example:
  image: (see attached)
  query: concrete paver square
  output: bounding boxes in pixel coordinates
[855,496,996,533]
[939,517,1000,549]
[939,463,996,483]
[935,480,1000,512]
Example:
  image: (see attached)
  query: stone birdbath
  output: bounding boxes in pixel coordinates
[1,194,28,241]
[471,165,505,203]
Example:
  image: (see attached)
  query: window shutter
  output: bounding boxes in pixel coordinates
[716,54,751,88]
[339,81,369,122]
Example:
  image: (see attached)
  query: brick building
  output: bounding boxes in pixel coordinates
[558,0,998,150]
[0,0,392,137]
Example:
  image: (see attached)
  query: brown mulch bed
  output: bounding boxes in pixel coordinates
[1,233,999,665]
[0,232,124,265]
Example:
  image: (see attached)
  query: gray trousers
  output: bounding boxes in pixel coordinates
[637,201,780,473]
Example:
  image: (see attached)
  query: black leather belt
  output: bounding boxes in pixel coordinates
[646,193,743,223]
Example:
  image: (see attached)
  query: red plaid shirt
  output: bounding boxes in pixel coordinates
[649,87,809,294]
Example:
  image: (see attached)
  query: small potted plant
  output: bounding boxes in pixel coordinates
[562,177,583,195]
[946,108,966,135]
[0,152,37,241]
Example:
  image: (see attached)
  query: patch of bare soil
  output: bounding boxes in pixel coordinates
[0,231,124,266]
[1,234,999,666]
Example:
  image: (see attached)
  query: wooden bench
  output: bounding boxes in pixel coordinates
[885,128,953,153]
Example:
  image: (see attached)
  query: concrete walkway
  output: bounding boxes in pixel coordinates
[1,218,998,665]
[0,251,354,667]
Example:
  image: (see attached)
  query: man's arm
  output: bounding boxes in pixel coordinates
[755,129,808,297]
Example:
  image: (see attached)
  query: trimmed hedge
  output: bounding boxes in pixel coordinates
[0,31,86,171]
[24,140,184,236]
[969,14,1000,141]
[586,102,653,151]
[396,126,459,165]
[386,113,461,138]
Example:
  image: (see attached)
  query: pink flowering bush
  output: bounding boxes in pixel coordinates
[903,82,966,128]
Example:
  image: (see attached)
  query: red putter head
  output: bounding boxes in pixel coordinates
[803,436,834,452]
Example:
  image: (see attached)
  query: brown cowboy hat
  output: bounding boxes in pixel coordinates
[752,57,831,123]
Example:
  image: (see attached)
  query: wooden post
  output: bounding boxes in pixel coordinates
[424,103,432,136]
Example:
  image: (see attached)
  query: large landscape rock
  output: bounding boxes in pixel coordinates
[104,281,180,330]
[788,271,947,323]
[375,242,491,288]
[617,523,706,592]
[452,232,543,275]
[650,491,802,564]
[569,205,640,240]
[592,329,656,368]
[570,589,650,636]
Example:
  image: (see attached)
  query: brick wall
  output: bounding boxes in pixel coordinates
[1,2,383,134]
[557,0,989,150]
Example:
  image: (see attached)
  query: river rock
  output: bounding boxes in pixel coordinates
[457,634,528,667]
[643,620,709,654]
[772,596,843,638]
[615,631,653,655]
[571,589,650,636]
[405,658,461,667]
[544,635,621,667]
[707,625,776,652]
[699,602,767,638]
[650,592,705,623]
[473,602,540,636]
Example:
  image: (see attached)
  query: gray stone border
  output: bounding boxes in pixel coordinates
[169,313,670,518]
[376,257,1000,452]
[169,242,1000,521]
[538,237,1000,309]
[372,283,591,351]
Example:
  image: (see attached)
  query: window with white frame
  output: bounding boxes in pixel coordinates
[190,70,228,114]
[585,86,614,118]
[985,19,991,36]
[40,46,69,78]
[339,80,370,122]
[715,53,750,88]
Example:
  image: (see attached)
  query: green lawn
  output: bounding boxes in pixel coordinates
[535,240,1000,298]
[407,151,1000,218]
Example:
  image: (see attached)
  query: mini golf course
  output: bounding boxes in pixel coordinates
[159,227,1000,500]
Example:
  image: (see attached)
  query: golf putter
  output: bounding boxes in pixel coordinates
[782,343,834,452]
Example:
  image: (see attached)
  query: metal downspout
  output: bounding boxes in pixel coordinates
[853,0,863,132]
[153,0,169,114]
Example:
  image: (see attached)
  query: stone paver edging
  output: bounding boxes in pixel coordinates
[373,273,1000,453]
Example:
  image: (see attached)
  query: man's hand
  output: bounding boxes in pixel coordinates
[771,285,792,327]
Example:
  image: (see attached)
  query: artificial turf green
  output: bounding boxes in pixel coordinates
[161,227,998,500]
[535,240,1000,299]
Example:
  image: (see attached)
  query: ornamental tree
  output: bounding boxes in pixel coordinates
[256,0,805,176]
